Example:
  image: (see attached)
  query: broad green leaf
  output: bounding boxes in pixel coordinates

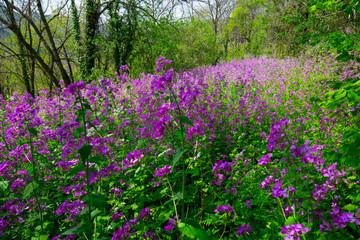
[40,235,49,240]
[61,222,91,235]
[344,204,357,211]
[163,192,184,206]
[91,209,102,218]
[23,182,39,198]
[89,156,102,164]
[175,130,184,141]
[285,216,297,226]
[173,192,183,200]
[178,115,194,126]
[333,89,347,100]
[173,149,186,166]
[0,181,9,191]
[84,193,108,209]
[83,103,92,111]
[177,222,210,239]
[309,5,317,12]
[29,128,38,137]
[73,127,84,137]
[344,157,359,168]
[75,109,86,122]
[348,91,360,103]
[186,168,199,176]
[78,144,93,162]
[69,164,85,176]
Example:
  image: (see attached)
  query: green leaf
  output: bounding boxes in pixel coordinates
[69,164,85,176]
[40,235,49,240]
[86,121,98,131]
[175,130,184,141]
[23,182,39,198]
[91,209,102,219]
[333,89,347,100]
[348,91,360,103]
[344,157,359,168]
[285,216,297,226]
[173,149,186,166]
[177,222,210,239]
[163,192,184,206]
[61,222,91,235]
[344,204,357,211]
[136,140,145,149]
[0,181,9,191]
[186,168,199,176]
[173,192,183,200]
[178,115,194,126]
[84,193,108,209]
[75,109,85,122]
[29,128,38,137]
[309,5,317,12]
[89,156,102,164]
[78,144,93,162]
[83,103,92,111]
[74,127,84,137]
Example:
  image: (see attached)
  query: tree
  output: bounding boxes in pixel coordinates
[226,0,267,56]
[0,0,74,92]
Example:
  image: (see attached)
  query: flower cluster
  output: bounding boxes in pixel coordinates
[237,224,251,236]
[154,165,172,179]
[280,224,310,240]
[214,204,235,214]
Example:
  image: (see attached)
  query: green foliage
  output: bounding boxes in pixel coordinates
[130,17,221,77]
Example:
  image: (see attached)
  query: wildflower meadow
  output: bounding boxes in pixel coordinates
[0,56,360,240]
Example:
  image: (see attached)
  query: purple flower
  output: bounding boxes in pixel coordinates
[110,188,123,197]
[123,149,144,169]
[266,117,291,152]
[112,223,133,239]
[56,200,85,221]
[155,57,172,74]
[111,212,124,221]
[214,204,235,214]
[280,224,310,240]
[246,199,252,209]
[212,160,236,184]
[258,153,272,166]
[272,181,288,198]
[163,216,179,232]
[154,165,172,179]
[237,224,251,235]
[64,81,85,96]
[142,231,157,240]
[163,221,175,231]
[137,207,152,220]
[10,178,26,192]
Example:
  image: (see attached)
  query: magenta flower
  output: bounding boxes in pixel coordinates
[214,204,235,214]
[237,224,251,235]
[123,149,144,169]
[154,165,172,179]
[280,224,310,240]
[258,153,272,166]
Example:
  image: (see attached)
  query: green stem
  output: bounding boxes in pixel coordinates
[77,92,92,236]
[219,215,228,240]
[28,125,44,233]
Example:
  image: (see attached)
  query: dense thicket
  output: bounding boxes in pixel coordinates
[1,0,359,96]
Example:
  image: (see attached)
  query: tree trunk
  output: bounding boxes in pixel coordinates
[84,0,100,78]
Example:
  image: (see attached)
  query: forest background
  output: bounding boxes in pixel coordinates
[0,0,359,97]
